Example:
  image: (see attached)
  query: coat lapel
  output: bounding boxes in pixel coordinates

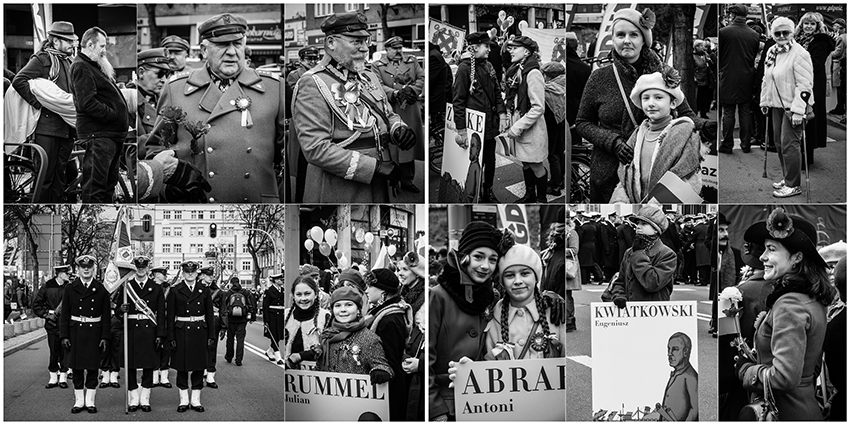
[208,68,265,123]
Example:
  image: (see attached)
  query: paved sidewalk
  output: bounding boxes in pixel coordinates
[4,328,47,357]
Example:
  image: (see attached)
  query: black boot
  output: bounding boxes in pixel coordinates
[536,171,548,203]
[480,187,500,203]
[516,168,536,203]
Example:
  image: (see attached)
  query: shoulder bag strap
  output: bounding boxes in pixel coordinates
[517,320,541,360]
[612,63,638,127]
[761,367,779,418]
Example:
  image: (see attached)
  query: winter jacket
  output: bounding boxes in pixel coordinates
[577,221,598,267]
[611,239,677,302]
[719,19,760,104]
[805,33,835,149]
[484,297,566,360]
[429,42,452,115]
[222,288,256,325]
[508,68,548,163]
[760,42,814,116]
[69,52,128,138]
[317,325,393,377]
[283,305,331,361]
[12,50,74,138]
[566,46,591,125]
[452,57,506,140]
[542,246,566,298]
[368,296,411,421]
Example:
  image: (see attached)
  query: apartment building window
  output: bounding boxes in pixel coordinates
[163,210,172,220]
[174,227,182,237]
[162,244,171,253]
[242,261,251,271]
[314,4,333,17]
[174,244,182,254]
[162,227,171,237]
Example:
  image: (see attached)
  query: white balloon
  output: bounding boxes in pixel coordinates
[498,10,507,21]
[304,239,314,251]
[364,242,372,250]
[338,256,350,269]
[355,228,365,243]
[324,229,338,247]
[518,20,528,33]
[310,226,324,243]
[387,245,397,257]
[365,232,374,244]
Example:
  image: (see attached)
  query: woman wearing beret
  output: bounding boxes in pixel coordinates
[760,16,815,198]
[397,252,427,421]
[503,36,549,203]
[735,208,837,420]
[283,276,331,369]
[576,8,705,203]
[429,221,504,421]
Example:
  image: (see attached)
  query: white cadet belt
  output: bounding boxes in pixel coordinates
[71,315,101,323]
[268,306,285,310]
[213,312,220,317]
[126,314,150,320]
[176,315,205,322]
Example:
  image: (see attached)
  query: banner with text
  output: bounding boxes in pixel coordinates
[591,301,699,421]
[497,204,531,246]
[439,106,485,203]
[453,358,566,421]
[284,369,389,421]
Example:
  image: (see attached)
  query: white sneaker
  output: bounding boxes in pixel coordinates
[773,185,802,198]
[772,179,786,190]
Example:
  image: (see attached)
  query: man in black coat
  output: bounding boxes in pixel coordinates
[59,255,111,414]
[718,4,760,154]
[166,261,214,412]
[577,213,600,284]
[222,277,256,367]
[151,266,174,388]
[69,27,129,202]
[115,256,166,412]
[429,41,452,124]
[198,267,223,388]
[33,264,72,389]
[600,212,620,282]
[262,273,286,364]
[11,22,77,202]
[616,213,636,267]
[565,32,590,144]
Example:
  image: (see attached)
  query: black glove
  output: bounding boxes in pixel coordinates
[170,340,177,350]
[614,139,634,165]
[61,338,71,349]
[207,338,215,349]
[397,87,417,103]
[370,369,392,385]
[734,356,753,378]
[165,160,212,202]
[703,119,718,135]
[155,337,162,351]
[541,291,566,325]
[391,126,416,151]
[119,303,130,313]
[99,339,108,353]
[613,296,627,309]
[373,161,401,196]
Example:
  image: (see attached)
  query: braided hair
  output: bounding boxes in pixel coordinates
[467,44,478,94]
[498,286,551,352]
[283,276,321,346]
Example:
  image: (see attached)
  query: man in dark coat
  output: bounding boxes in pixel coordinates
[222,277,256,367]
[680,217,698,285]
[199,266,223,388]
[565,32,590,144]
[693,217,711,286]
[429,41,452,126]
[718,4,760,154]
[59,255,111,414]
[70,27,129,202]
[98,285,123,389]
[115,256,166,412]
[600,212,620,282]
[262,273,286,364]
[11,22,77,202]
[577,213,599,284]
[711,213,743,335]
[33,264,72,389]
[150,266,174,388]
[166,261,214,412]
[616,213,636,267]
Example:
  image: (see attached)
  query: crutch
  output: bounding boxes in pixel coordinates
[762,107,770,178]
[800,91,811,202]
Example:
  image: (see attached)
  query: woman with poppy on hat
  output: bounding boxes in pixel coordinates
[429,221,505,421]
[282,276,331,369]
[503,36,549,203]
[734,208,837,420]
[315,286,393,383]
[576,7,707,203]
[397,252,427,420]
[364,269,411,421]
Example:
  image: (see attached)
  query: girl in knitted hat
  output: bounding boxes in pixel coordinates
[315,286,393,384]
[283,276,331,369]
[429,221,505,421]
[397,252,426,420]
[610,66,704,203]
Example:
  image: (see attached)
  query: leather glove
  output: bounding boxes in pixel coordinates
[170,340,177,350]
[369,369,392,385]
[99,339,108,353]
[397,87,417,103]
[155,337,162,351]
[614,139,634,165]
[392,126,416,151]
[373,161,401,196]
[219,329,226,340]
[119,303,130,313]
[613,296,627,309]
[734,355,754,378]
[207,338,215,349]
[61,338,71,349]
[165,160,212,203]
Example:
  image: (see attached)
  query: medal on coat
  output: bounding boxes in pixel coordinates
[231,96,253,128]
[331,81,369,130]
[530,330,548,352]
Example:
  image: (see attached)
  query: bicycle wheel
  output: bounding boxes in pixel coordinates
[570,157,591,204]
[5,160,38,203]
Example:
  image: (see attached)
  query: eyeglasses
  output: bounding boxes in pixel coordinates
[156,70,173,79]
[335,35,372,47]
[773,30,791,37]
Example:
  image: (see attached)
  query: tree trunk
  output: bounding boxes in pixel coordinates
[672,5,696,105]
[380,4,391,44]
[145,4,161,48]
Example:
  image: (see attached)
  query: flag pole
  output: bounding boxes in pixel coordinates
[123,275,129,414]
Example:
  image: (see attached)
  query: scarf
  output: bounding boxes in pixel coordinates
[504,53,541,116]
[293,300,318,321]
[400,278,425,313]
[796,31,816,50]
[635,232,660,249]
[765,278,810,310]
[317,317,368,368]
[610,46,664,84]
[544,75,567,124]
[764,41,793,69]
[438,252,495,318]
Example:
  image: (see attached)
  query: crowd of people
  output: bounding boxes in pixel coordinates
[718,5,846,198]
[430,28,567,203]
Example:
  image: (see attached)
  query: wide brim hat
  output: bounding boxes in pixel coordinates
[743,208,827,268]
[630,70,686,108]
[612,8,655,47]
[498,244,543,283]
[48,21,78,41]
[628,204,668,233]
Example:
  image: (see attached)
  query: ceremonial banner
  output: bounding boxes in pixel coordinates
[103,207,135,293]
[439,106,485,202]
[591,301,699,421]
[522,28,567,63]
[430,19,466,59]
[497,204,531,246]
[453,358,566,421]
[284,369,389,421]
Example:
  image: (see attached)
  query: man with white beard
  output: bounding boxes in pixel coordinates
[70,26,129,203]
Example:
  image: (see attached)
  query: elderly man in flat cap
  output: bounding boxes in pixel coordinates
[373,35,425,194]
[33,264,73,389]
[166,261,214,412]
[161,35,191,73]
[286,46,320,87]
[146,13,285,203]
[60,255,111,414]
[12,21,78,202]
[290,11,417,203]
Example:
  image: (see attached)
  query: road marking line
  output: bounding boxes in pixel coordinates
[568,355,592,368]
[495,155,513,167]
[245,341,285,370]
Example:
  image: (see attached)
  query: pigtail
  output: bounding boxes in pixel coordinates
[534,288,552,338]
[499,291,511,343]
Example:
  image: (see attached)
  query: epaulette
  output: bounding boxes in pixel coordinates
[168,70,191,83]
[256,69,280,81]
[404,55,417,63]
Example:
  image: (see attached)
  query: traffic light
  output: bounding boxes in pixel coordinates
[209,223,217,238]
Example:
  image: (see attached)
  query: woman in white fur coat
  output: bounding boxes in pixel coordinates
[502,36,549,203]
[760,16,814,198]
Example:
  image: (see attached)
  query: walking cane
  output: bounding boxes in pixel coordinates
[762,107,770,178]
[801,91,811,202]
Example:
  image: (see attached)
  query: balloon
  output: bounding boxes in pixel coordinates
[319,242,331,257]
[537,21,545,29]
[365,232,374,244]
[503,16,515,32]
[488,27,498,39]
[364,242,372,250]
[326,229,338,247]
[310,226,324,243]
[355,228,365,243]
[498,10,507,21]
[304,239,314,251]
[335,250,344,260]
[338,256,350,269]
[387,245,397,257]
[518,20,528,33]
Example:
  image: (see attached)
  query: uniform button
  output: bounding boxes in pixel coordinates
[518,339,526,345]
[246,147,252,153]
[209,172,215,178]
[517,310,524,317]
[244,173,250,178]
[207,147,214,153]
[468,328,478,338]
[145,115,150,120]
[209,197,215,202]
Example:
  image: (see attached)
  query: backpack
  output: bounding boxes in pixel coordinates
[228,291,247,317]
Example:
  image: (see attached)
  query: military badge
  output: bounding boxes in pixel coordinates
[231,95,253,128]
